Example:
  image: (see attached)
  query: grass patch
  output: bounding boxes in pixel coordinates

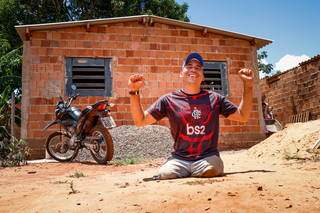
[0,137,30,167]
[283,154,320,162]
[68,171,86,178]
[52,180,69,184]
[51,179,80,194]
[184,179,225,185]
[283,154,306,161]
[112,156,142,166]
[68,180,80,194]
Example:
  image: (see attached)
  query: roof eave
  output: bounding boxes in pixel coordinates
[15,15,149,41]
[15,15,272,49]
[148,15,272,49]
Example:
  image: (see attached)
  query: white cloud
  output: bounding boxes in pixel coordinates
[259,71,267,79]
[261,58,268,65]
[258,58,270,79]
[275,54,310,72]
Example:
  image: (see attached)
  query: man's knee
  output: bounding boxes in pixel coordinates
[157,159,190,180]
[196,166,223,178]
[158,170,180,180]
[191,155,224,178]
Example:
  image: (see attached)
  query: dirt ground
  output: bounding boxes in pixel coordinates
[1,120,320,213]
[0,150,319,213]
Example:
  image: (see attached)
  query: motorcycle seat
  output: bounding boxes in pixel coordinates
[81,106,92,116]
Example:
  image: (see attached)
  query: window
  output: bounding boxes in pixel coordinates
[201,61,228,95]
[66,58,112,96]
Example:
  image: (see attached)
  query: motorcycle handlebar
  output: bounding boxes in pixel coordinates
[66,93,79,108]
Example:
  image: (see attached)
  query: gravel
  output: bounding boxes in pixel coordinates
[110,125,174,160]
[76,125,174,162]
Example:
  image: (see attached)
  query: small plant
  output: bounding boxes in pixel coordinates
[68,180,80,194]
[68,171,86,178]
[0,134,29,167]
[112,156,142,166]
[0,87,27,167]
[283,153,315,161]
[52,180,69,184]
[184,179,224,186]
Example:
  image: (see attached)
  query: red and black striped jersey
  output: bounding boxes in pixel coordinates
[147,89,237,161]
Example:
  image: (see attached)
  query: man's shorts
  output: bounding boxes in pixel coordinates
[157,155,224,180]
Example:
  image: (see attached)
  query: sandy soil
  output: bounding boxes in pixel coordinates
[1,120,320,213]
[0,150,319,213]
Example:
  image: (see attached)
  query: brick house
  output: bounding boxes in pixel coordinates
[260,54,320,125]
[15,15,272,159]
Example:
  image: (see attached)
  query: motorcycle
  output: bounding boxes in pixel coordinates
[262,101,282,137]
[43,85,116,164]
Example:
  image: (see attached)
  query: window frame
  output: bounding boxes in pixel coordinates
[65,57,112,97]
[201,61,229,96]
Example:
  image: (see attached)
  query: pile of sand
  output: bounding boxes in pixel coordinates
[247,119,320,162]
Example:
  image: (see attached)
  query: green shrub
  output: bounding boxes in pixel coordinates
[0,85,27,167]
[68,171,86,178]
[112,156,142,166]
[0,130,29,167]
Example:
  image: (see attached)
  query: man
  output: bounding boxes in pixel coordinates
[128,52,253,179]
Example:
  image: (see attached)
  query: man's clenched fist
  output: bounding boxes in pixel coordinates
[128,74,145,91]
[238,68,254,87]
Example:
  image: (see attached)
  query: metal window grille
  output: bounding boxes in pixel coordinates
[201,61,228,95]
[66,58,112,96]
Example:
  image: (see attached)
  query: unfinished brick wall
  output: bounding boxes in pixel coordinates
[260,55,320,125]
[22,20,265,159]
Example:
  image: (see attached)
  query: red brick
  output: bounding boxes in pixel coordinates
[79,98,89,105]
[126,50,134,57]
[41,40,50,47]
[101,50,110,56]
[29,113,44,121]
[180,30,189,37]
[32,32,47,39]
[150,43,160,50]
[61,33,76,40]
[30,106,40,114]
[118,58,141,65]
[50,40,59,47]
[96,26,106,33]
[219,39,226,46]
[28,121,42,129]
[30,40,41,47]
[110,50,126,57]
[49,56,58,63]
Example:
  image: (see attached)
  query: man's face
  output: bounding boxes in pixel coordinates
[180,59,204,85]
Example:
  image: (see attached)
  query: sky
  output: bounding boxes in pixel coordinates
[177,0,320,76]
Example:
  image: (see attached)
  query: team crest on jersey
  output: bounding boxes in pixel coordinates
[191,107,201,119]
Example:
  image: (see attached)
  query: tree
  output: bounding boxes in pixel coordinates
[0,35,22,94]
[258,51,274,74]
[0,0,189,95]
[0,0,190,95]
[66,0,189,21]
[0,0,190,143]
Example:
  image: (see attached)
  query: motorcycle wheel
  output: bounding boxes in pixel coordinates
[46,131,79,162]
[89,123,114,164]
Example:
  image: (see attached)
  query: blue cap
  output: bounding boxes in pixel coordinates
[183,52,204,67]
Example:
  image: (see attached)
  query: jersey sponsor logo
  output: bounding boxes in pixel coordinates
[191,107,201,119]
[186,123,205,135]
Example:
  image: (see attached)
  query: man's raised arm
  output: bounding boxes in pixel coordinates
[128,74,157,127]
[227,68,254,122]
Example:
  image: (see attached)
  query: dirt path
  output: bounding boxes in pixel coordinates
[0,151,319,213]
